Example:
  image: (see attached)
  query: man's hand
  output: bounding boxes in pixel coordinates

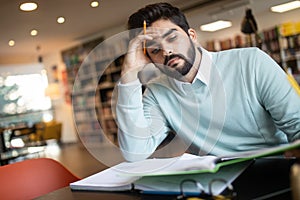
[285,149,300,158]
[121,33,152,84]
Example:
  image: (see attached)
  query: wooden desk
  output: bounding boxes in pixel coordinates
[36,158,296,200]
[36,187,171,200]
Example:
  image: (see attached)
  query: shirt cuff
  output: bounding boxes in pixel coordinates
[117,80,143,106]
[118,79,141,86]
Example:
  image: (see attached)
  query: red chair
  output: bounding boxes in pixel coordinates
[0,158,80,200]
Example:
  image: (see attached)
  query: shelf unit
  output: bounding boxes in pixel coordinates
[96,55,124,144]
[62,36,128,146]
[280,35,300,74]
[204,22,300,83]
[278,21,300,83]
[261,27,282,66]
[261,25,300,76]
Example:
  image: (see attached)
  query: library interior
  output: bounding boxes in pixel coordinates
[0,0,300,199]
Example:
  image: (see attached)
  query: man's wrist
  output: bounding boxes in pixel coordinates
[119,79,141,86]
[121,69,139,84]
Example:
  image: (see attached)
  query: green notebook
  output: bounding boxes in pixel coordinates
[70,140,300,194]
[116,140,300,176]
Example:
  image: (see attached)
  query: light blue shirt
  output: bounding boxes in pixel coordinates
[116,47,300,162]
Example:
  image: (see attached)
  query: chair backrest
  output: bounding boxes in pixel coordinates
[0,158,80,200]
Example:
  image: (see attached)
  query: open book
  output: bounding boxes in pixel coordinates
[70,140,300,195]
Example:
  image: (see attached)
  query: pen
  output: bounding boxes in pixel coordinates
[286,67,300,96]
[143,20,146,55]
[287,73,300,96]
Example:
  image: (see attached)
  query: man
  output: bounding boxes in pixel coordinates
[116,2,300,162]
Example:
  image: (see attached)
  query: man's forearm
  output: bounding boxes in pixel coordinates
[116,82,155,161]
[116,82,170,161]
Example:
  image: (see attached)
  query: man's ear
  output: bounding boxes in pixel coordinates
[188,28,197,42]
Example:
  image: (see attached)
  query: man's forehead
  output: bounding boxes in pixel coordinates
[144,18,187,38]
[146,28,185,47]
[146,28,188,41]
[146,27,176,34]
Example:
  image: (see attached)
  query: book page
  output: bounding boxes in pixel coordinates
[70,140,300,192]
[70,154,219,191]
[70,167,141,191]
[219,140,300,161]
[113,153,219,176]
[115,140,300,176]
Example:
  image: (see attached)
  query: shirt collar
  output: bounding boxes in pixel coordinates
[172,47,212,93]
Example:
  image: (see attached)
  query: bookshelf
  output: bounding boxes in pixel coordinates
[203,22,300,83]
[96,55,124,144]
[279,22,300,76]
[62,35,128,146]
[261,27,282,67]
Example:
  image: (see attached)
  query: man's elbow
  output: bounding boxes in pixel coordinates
[120,149,152,162]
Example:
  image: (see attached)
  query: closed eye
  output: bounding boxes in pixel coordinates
[151,47,161,54]
[167,34,177,42]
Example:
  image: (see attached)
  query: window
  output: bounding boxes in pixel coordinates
[0,69,53,127]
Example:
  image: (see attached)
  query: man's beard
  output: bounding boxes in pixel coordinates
[158,40,196,80]
[163,53,193,76]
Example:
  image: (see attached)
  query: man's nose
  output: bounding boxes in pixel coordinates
[161,42,173,56]
[162,49,172,56]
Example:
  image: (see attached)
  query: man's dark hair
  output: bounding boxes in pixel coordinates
[127,2,190,39]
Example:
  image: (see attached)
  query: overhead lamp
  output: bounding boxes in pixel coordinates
[8,40,15,47]
[30,29,38,36]
[200,20,232,32]
[57,17,65,24]
[271,0,300,13]
[90,1,99,8]
[45,83,61,100]
[241,8,262,48]
[19,2,38,11]
[241,9,258,35]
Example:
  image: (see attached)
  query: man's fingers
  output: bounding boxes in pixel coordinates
[285,149,300,158]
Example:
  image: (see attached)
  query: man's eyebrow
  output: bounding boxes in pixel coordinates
[146,28,177,47]
[162,28,177,38]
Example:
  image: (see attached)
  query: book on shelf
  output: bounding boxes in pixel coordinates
[70,140,300,195]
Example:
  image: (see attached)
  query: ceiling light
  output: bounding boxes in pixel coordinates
[8,40,15,47]
[30,29,38,36]
[90,1,99,8]
[200,20,232,32]
[270,1,300,13]
[19,2,38,11]
[57,17,65,24]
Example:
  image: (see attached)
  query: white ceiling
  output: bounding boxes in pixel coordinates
[0,0,296,63]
